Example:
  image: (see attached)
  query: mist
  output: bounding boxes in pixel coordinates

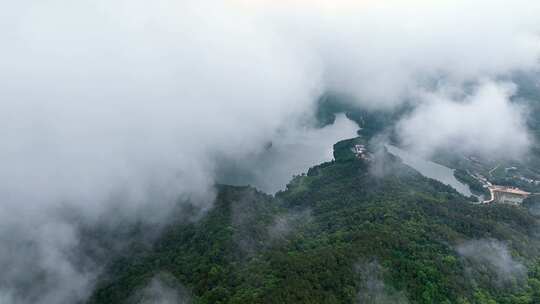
[398,81,531,159]
[131,273,192,304]
[2,1,540,303]
[457,239,527,286]
[355,261,409,304]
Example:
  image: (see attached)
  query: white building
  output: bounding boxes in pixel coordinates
[353,144,369,160]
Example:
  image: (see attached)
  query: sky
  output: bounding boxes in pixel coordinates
[1,0,540,303]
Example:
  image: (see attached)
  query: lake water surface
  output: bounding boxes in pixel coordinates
[216,114,359,193]
[386,145,473,197]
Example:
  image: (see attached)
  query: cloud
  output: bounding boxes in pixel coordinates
[457,239,527,285]
[254,0,540,107]
[267,209,312,241]
[397,81,531,159]
[1,1,540,303]
[355,261,409,304]
[131,273,191,304]
[1,2,321,302]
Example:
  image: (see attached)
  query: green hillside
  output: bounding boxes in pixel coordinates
[89,147,540,304]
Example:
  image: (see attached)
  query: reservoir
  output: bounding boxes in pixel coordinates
[386,145,473,197]
[216,114,359,193]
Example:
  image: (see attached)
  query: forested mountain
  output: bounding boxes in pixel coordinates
[89,144,540,304]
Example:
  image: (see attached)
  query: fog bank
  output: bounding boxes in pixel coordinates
[1,1,540,303]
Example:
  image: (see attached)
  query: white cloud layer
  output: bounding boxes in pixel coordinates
[1,1,540,303]
[398,81,532,158]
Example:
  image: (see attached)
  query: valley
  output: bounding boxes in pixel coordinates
[88,136,540,304]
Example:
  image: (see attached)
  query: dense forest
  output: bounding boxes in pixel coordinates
[89,143,540,304]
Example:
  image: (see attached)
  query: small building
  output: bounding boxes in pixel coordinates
[354,144,366,154]
[353,144,369,160]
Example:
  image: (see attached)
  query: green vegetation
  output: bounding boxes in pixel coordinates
[89,147,540,304]
[90,82,540,303]
[332,137,365,162]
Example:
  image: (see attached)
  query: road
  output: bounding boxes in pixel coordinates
[483,187,496,204]
[488,164,500,178]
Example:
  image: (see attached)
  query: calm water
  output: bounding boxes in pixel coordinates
[216,114,359,193]
[386,145,473,197]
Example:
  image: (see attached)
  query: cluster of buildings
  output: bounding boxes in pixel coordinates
[518,176,540,186]
[485,186,531,206]
[467,172,533,206]
[505,167,540,185]
[353,144,370,160]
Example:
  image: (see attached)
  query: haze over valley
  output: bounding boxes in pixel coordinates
[2,1,540,303]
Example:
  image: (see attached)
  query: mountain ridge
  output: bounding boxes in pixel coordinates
[89,143,540,304]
